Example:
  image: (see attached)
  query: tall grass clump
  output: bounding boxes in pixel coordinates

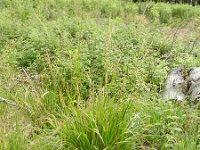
[138,2,154,16]
[60,99,141,150]
[138,3,200,23]
[172,5,189,19]
[159,6,172,23]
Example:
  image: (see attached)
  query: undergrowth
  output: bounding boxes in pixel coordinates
[0,0,200,149]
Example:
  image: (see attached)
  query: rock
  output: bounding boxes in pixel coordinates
[163,66,200,104]
[190,52,198,57]
[187,67,200,104]
[187,67,200,84]
[163,66,187,101]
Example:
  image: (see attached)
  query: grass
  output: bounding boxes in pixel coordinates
[0,0,200,149]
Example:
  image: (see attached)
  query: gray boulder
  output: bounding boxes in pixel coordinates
[163,66,187,101]
[187,67,200,104]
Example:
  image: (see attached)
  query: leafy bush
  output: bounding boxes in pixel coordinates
[17,49,38,68]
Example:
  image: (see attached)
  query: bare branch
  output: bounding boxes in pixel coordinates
[0,96,17,106]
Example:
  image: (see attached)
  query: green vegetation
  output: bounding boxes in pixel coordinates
[0,0,199,149]
[130,0,200,6]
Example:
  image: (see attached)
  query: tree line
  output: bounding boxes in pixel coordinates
[131,0,200,6]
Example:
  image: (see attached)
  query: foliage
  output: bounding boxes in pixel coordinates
[0,0,200,149]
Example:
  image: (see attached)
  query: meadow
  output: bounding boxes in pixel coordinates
[0,0,200,149]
